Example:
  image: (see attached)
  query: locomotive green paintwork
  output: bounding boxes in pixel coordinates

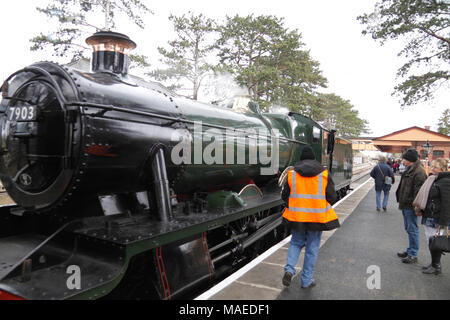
[168,96,351,196]
[0,59,353,300]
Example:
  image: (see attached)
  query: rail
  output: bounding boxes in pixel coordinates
[352,162,374,174]
[351,165,372,184]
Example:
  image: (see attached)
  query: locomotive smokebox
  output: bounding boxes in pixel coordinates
[85,31,136,77]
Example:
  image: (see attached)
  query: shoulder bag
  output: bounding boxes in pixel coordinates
[378,164,392,185]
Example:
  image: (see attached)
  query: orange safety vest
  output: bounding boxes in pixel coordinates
[282,169,338,224]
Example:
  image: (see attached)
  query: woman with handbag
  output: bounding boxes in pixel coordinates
[413,158,450,275]
[370,156,395,212]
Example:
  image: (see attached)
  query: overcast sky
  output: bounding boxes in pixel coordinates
[0,0,448,137]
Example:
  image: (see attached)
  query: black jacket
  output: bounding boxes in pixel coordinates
[423,172,450,226]
[370,162,395,192]
[281,159,339,231]
[396,160,427,210]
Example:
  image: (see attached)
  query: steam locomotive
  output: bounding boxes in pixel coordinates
[0,31,352,300]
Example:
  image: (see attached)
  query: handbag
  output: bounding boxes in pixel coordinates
[384,176,392,185]
[429,227,450,253]
[378,164,392,185]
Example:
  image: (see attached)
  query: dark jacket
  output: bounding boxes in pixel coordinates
[423,172,450,226]
[281,159,338,231]
[396,160,427,210]
[370,162,395,192]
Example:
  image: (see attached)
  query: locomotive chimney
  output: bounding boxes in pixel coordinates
[85,31,136,77]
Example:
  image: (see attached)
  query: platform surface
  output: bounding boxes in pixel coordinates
[204,176,450,300]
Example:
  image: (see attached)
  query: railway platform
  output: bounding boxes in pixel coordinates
[197,175,450,300]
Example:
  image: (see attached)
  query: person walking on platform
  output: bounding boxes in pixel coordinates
[370,156,395,212]
[281,145,340,289]
[396,149,427,264]
[392,161,399,174]
[413,158,450,275]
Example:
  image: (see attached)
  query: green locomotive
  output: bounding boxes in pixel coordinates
[0,31,352,300]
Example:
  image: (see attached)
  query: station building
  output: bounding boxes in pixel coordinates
[372,126,450,160]
[348,137,379,164]
[350,137,379,152]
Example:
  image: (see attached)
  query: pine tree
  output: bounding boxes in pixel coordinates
[149,13,216,100]
[314,93,371,137]
[358,0,450,106]
[215,14,327,112]
[30,0,152,66]
[437,108,450,135]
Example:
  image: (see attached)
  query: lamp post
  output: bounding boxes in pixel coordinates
[422,140,434,159]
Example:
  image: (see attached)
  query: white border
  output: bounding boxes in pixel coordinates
[195,177,372,300]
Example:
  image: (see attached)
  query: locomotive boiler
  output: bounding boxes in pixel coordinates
[0,31,352,300]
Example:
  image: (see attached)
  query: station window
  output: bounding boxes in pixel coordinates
[313,126,321,143]
[293,122,306,141]
[323,131,329,154]
[433,150,444,157]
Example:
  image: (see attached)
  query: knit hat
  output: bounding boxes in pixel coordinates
[300,145,315,161]
[402,149,418,162]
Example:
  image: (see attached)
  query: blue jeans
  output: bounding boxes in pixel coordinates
[284,228,322,287]
[375,190,389,209]
[402,209,419,258]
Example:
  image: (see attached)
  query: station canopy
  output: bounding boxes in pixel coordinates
[372,126,450,153]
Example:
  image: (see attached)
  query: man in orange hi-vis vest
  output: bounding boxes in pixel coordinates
[281,145,340,289]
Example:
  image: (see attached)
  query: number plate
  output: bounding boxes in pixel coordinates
[8,106,37,121]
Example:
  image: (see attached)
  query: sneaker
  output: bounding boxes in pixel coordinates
[402,256,418,264]
[397,251,408,258]
[376,208,380,212]
[383,207,387,212]
[301,280,316,289]
[282,272,293,287]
